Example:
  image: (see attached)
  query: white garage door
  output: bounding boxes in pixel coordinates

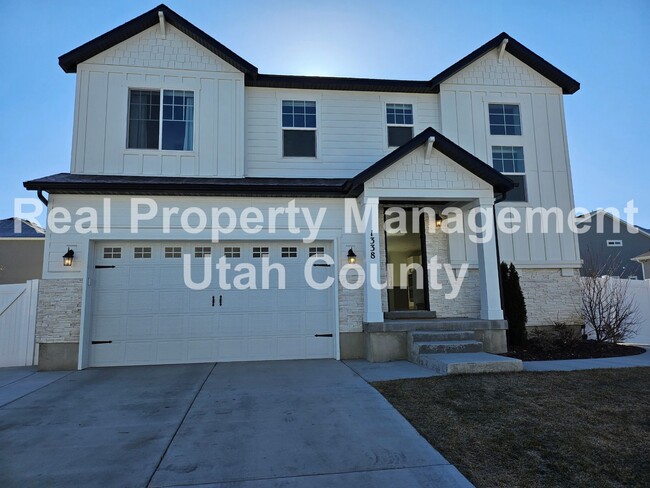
[88,241,336,367]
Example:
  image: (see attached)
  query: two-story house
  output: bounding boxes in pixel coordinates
[25,5,582,370]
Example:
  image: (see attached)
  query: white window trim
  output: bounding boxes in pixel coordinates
[606,240,623,247]
[487,102,523,137]
[125,87,197,154]
[385,102,415,148]
[279,97,320,161]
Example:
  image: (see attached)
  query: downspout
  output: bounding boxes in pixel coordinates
[37,189,49,207]
[493,192,506,317]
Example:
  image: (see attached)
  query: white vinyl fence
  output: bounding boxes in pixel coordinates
[0,280,39,367]
[626,279,650,345]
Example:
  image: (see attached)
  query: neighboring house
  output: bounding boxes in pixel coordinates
[631,251,650,280]
[24,5,583,370]
[0,218,45,285]
[577,211,650,279]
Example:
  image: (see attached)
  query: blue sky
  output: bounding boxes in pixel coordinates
[0,0,648,227]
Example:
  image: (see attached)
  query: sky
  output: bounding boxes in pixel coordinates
[0,0,648,227]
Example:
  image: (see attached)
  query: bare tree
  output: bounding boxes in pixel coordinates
[580,254,639,343]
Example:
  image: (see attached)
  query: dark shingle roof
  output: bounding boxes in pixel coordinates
[0,218,45,238]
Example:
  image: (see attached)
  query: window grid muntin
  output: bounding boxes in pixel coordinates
[309,247,325,257]
[161,90,194,150]
[281,247,298,258]
[253,247,270,258]
[488,104,522,135]
[164,246,182,258]
[282,100,317,129]
[127,90,160,149]
[134,246,152,259]
[492,146,526,174]
[224,247,241,258]
[194,246,212,258]
[386,103,414,126]
[103,247,122,259]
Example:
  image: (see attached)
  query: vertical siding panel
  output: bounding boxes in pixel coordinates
[217,79,236,176]
[199,78,216,176]
[104,72,126,174]
[456,91,475,153]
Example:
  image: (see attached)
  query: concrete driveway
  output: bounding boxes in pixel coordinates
[0,360,471,487]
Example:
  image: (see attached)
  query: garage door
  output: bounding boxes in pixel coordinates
[88,241,336,367]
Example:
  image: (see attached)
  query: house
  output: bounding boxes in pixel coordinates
[631,251,650,280]
[577,210,650,279]
[24,4,583,370]
[0,218,45,285]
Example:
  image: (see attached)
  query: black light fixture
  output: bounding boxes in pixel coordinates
[347,248,357,264]
[435,214,444,228]
[63,248,74,267]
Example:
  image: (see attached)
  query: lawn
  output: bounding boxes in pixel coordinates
[373,368,650,488]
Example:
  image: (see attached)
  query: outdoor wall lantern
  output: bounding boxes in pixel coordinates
[63,248,75,267]
[435,213,444,228]
[347,248,357,264]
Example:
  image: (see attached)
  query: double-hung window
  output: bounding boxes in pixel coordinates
[128,89,194,151]
[492,146,527,202]
[386,103,414,147]
[282,100,317,157]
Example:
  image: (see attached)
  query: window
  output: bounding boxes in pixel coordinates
[103,247,121,259]
[386,103,414,147]
[309,247,325,257]
[194,246,211,258]
[607,240,623,247]
[253,247,269,258]
[281,247,298,258]
[224,247,241,258]
[128,89,194,151]
[489,104,521,135]
[282,100,316,157]
[492,146,527,202]
[164,246,182,258]
[134,247,152,259]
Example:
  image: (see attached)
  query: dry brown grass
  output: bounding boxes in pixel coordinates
[374,368,650,488]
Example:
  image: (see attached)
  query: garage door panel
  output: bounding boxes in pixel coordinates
[89,240,336,367]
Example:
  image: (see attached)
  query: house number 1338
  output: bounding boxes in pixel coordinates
[370,232,376,259]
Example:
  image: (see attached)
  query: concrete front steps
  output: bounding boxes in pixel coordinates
[407,329,523,375]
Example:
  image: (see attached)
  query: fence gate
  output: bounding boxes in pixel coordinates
[0,280,39,367]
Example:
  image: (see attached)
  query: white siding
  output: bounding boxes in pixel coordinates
[440,48,581,267]
[244,88,441,178]
[71,25,245,178]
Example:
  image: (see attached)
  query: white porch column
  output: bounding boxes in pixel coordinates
[363,197,383,323]
[474,198,504,320]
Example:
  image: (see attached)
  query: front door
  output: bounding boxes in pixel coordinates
[384,208,430,311]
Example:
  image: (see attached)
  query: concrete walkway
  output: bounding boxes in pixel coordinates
[0,367,70,407]
[0,360,472,488]
[523,347,650,371]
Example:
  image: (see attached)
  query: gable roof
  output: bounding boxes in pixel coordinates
[59,4,258,75]
[347,127,515,196]
[58,5,579,95]
[0,218,45,238]
[576,210,650,240]
[632,250,650,262]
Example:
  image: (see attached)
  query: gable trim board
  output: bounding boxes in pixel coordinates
[58,5,579,95]
[25,128,514,198]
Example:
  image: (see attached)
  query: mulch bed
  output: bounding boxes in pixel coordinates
[501,340,646,361]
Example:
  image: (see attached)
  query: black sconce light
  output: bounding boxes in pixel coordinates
[63,248,74,267]
[435,214,444,228]
[347,248,357,264]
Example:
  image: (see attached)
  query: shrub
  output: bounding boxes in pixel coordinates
[501,262,528,349]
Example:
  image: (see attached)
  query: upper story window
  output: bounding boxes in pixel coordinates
[282,100,316,157]
[128,89,194,151]
[606,240,623,247]
[386,103,414,147]
[492,146,527,202]
[488,104,521,135]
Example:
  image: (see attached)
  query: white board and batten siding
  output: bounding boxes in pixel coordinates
[72,24,245,178]
[0,281,39,367]
[440,49,581,268]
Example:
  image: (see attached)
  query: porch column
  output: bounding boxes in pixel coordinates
[474,198,504,320]
[363,197,384,323]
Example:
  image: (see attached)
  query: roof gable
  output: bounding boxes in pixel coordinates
[577,210,650,240]
[0,218,45,238]
[348,127,514,197]
[59,4,257,75]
